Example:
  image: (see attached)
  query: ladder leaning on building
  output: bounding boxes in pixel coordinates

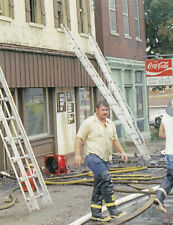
[0,67,52,212]
[61,24,150,161]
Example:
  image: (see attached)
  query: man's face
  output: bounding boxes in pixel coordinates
[96,105,109,121]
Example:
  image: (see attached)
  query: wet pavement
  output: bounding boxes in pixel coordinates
[0,139,172,225]
[83,195,173,225]
[117,195,173,225]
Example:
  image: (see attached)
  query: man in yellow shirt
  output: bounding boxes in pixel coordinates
[75,100,128,222]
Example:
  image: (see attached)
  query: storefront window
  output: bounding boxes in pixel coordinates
[136,86,143,117]
[25,88,49,137]
[135,71,144,131]
[135,71,144,118]
[137,120,144,132]
[78,87,92,124]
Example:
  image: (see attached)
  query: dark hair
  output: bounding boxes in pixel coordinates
[96,100,109,109]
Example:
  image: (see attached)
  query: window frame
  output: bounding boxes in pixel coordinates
[25,0,46,25]
[75,87,94,129]
[135,71,144,131]
[53,0,71,29]
[109,0,118,35]
[134,0,141,39]
[0,0,14,18]
[23,87,50,139]
[76,0,91,34]
[122,0,130,37]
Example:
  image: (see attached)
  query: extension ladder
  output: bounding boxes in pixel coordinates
[0,67,52,212]
[61,24,150,160]
[88,34,150,157]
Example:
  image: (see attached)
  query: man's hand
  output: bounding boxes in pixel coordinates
[113,139,128,164]
[75,154,83,167]
[74,137,83,167]
[121,152,128,164]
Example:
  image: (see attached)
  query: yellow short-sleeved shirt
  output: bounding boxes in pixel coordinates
[77,114,118,161]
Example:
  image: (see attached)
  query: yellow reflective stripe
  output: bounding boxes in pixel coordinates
[105,202,116,207]
[111,195,115,201]
[90,204,102,209]
[91,215,111,222]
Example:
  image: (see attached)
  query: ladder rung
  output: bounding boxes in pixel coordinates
[35,193,44,199]
[20,154,30,160]
[6,116,15,120]
[4,136,22,143]
[11,154,29,163]
[26,193,43,202]
[19,173,37,182]
[0,97,8,102]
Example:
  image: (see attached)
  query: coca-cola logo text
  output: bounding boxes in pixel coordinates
[147,62,170,71]
[146,59,172,77]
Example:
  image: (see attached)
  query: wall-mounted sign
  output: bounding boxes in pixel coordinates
[68,114,75,124]
[57,92,66,112]
[67,91,74,102]
[67,102,74,113]
[146,58,173,86]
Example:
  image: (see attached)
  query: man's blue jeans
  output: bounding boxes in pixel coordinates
[156,154,173,203]
[165,154,173,169]
[85,154,110,178]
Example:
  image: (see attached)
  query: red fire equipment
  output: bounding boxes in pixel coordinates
[21,166,36,192]
[44,155,68,175]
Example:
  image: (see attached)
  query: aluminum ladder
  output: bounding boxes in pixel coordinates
[61,24,150,160]
[88,34,150,159]
[0,67,52,212]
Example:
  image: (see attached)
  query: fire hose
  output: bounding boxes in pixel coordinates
[0,190,17,210]
[69,185,160,225]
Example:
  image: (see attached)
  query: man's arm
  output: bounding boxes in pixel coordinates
[74,136,83,167]
[113,139,128,163]
[159,123,166,138]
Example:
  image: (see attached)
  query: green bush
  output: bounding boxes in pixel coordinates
[150,127,159,140]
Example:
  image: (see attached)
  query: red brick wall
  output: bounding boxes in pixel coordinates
[95,0,146,61]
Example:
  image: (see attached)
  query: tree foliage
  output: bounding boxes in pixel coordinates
[144,0,173,55]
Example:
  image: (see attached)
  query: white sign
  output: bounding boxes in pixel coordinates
[146,58,173,86]
[147,76,173,86]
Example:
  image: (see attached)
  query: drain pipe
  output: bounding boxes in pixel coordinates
[68,185,159,225]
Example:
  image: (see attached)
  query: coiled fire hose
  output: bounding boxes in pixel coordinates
[0,190,17,210]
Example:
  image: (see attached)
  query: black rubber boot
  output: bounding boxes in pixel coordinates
[91,207,111,222]
[154,189,167,213]
[104,194,124,218]
[100,171,125,218]
[90,177,111,222]
[154,168,173,213]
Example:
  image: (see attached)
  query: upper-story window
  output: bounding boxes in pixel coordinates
[0,0,14,18]
[76,0,91,34]
[134,0,140,39]
[122,0,130,37]
[25,0,46,25]
[53,0,71,29]
[109,0,118,34]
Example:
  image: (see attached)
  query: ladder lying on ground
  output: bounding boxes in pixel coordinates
[61,24,150,160]
[0,67,52,212]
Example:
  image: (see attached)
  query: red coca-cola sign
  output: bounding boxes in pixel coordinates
[146,59,172,77]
